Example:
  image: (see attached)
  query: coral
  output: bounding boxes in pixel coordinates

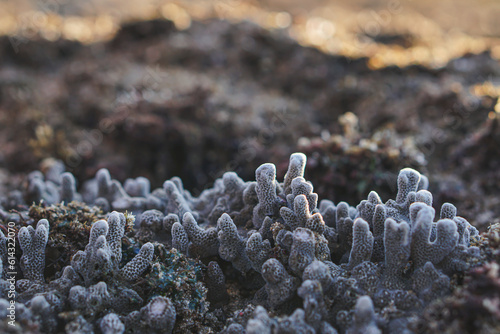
[70,219,112,285]
[100,313,125,334]
[262,258,300,309]
[357,193,385,262]
[30,294,58,333]
[137,209,165,234]
[347,218,374,270]
[89,168,161,213]
[245,302,338,334]
[277,308,315,333]
[163,213,180,232]
[217,213,252,273]
[69,281,113,314]
[144,296,176,332]
[26,171,60,205]
[0,152,488,333]
[412,262,451,303]
[0,298,36,332]
[382,219,410,289]
[70,211,153,285]
[409,204,458,268]
[124,177,150,198]
[297,279,329,331]
[246,306,277,334]
[225,323,246,333]
[27,201,105,276]
[65,315,94,333]
[204,171,252,227]
[120,242,154,281]
[281,194,323,233]
[334,201,355,262]
[181,212,219,258]
[283,153,307,196]
[246,231,271,273]
[171,221,189,254]
[60,172,78,204]
[18,219,49,282]
[253,164,281,228]
[346,296,381,334]
[289,228,317,276]
[125,296,176,333]
[206,261,229,308]
[163,179,193,220]
[1,8,500,333]
[302,260,335,293]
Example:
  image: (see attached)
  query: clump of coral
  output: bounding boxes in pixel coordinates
[0,152,490,333]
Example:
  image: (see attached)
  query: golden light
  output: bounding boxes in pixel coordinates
[275,12,292,29]
[62,17,93,43]
[161,3,191,30]
[495,100,500,113]
[0,0,498,68]
[94,15,117,38]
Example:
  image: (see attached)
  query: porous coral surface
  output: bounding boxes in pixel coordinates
[0,152,492,333]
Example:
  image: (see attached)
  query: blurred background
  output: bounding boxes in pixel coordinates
[0,0,499,229]
[2,0,500,67]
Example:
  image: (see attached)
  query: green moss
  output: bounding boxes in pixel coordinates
[145,246,210,333]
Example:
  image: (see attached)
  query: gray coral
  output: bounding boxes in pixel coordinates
[181,212,219,258]
[125,296,176,333]
[262,258,300,308]
[71,212,153,285]
[100,313,125,334]
[217,213,252,273]
[346,296,381,334]
[246,231,271,273]
[289,227,317,276]
[253,163,281,228]
[0,152,484,333]
[19,219,49,282]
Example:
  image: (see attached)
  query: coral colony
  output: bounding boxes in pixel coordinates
[0,153,482,333]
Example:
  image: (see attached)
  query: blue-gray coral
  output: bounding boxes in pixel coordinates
[18,219,49,283]
[100,312,125,334]
[217,213,252,273]
[0,152,483,333]
[262,258,300,308]
[346,296,380,334]
[70,212,153,285]
[123,295,176,334]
